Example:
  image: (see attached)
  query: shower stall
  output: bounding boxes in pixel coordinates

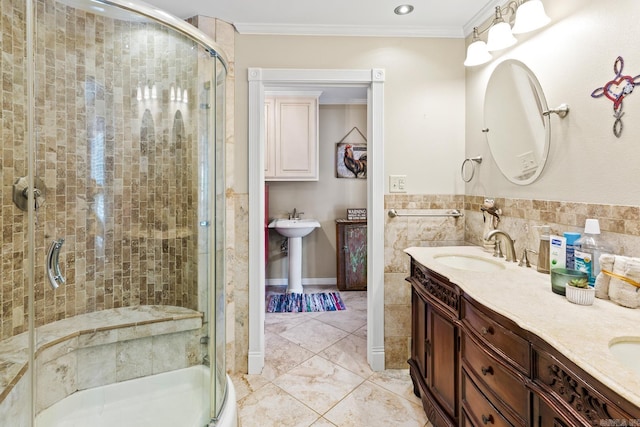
[0,0,234,426]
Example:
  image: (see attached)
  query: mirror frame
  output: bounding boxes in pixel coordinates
[484,59,550,185]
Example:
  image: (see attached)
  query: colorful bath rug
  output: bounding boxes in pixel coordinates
[266,292,346,313]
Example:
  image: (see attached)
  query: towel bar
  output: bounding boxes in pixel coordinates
[387,209,464,218]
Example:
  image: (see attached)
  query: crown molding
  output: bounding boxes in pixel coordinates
[234,22,465,38]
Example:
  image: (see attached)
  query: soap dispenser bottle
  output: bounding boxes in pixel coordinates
[537,225,550,274]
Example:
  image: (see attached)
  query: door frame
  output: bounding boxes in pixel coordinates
[247,68,385,373]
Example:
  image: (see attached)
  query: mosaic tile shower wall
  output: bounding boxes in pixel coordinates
[1,0,207,340]
[1,0,29,340]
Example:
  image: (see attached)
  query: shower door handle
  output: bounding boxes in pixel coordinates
[47,238,66,290]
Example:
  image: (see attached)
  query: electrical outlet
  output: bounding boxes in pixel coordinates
[389,175,407,193]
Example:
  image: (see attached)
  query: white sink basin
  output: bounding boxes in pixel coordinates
[268,218,321,293]
[609,338,640,376]
[268,218,321,238]
[433,254,506,272]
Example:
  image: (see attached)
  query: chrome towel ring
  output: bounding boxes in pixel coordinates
[461,156,483,183]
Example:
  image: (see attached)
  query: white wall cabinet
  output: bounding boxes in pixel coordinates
[265,93,320,181]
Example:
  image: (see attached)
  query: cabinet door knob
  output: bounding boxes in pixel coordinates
[482,414,494,425]
[481,366,493,376]
[481,326,494,336]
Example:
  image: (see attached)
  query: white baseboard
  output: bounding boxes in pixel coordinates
[265,277,337,287]
[248,352,264,375]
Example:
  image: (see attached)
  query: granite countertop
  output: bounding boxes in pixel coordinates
[404,245,640,408]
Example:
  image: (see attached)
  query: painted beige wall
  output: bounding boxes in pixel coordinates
[465,0,640,205]
[267,105,368,282]
[231,0,640,371]
[235,35,467,195]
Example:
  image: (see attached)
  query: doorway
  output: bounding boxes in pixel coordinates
[247,68,385,374]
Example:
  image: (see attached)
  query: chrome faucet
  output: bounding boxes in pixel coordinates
[485,229,517,262]
[289,208,304,220]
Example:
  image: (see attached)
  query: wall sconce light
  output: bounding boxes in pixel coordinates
[464,28,492,67]
[464,0,550,67]
[486,7,517,51]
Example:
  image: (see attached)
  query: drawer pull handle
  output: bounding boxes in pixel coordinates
[482,414,494,425]
[481,326,494,336]
[481,366,493,376]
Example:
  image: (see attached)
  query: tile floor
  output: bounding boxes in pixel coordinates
[230,286,432,427]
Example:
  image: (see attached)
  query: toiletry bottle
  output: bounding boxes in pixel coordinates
[574,219,613,286]
[564,232,581,270]
[549,234,566,269]
[536,225,550,274]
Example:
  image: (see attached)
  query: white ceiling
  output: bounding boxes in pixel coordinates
[143,0,503,38]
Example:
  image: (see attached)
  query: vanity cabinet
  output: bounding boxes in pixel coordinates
[460,297,529,427]
[335,219,367,291]
[264,93,320,181]
[408,259,460,427]
[531,339,640,427]
[407,256,640,427]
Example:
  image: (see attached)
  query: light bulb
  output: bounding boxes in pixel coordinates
[512,0,551,34]
[487,21,517,51]
[464,40,492,67]
[464,27,492,67]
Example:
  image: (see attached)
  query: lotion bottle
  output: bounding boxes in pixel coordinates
[550,234,567,269]
[564,232,581,270]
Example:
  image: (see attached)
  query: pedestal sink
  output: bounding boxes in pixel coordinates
[268,218,321,293]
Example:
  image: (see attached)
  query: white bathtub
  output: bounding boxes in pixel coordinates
[36,365,237,427]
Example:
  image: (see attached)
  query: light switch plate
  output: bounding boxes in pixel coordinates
[517,151,537,174]
[389,175,407,193]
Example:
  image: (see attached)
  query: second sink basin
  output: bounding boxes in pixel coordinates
[609,338,640,376]
[268,218,321,238]
[433,254,506,272]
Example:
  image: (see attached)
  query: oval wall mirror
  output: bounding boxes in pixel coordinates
[484,60,550,185]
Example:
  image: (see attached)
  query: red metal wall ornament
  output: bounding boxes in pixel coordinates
[591,56,640,138]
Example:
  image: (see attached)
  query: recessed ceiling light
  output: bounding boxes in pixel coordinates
[394,4,414,15]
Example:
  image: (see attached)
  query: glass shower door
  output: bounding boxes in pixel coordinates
[26,0,227,425]
[212,55,227,421]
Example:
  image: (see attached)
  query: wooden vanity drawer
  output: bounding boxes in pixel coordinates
[533,345,636,425]
[462,332,528,422]
[462,297,529,374]
[461,371,514,427]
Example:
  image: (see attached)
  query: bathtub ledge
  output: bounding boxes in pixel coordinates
[0,305,203,407]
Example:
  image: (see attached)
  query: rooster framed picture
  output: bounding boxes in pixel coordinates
[336,143,367,179]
